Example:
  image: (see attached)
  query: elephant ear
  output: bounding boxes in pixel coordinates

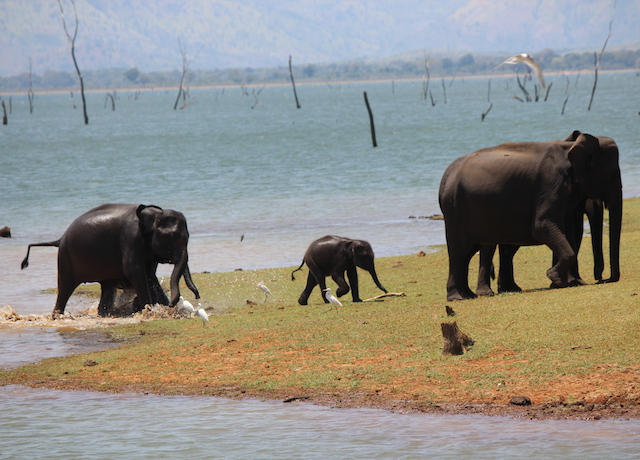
[136,204,164,235]
[564,130,582,142]
[567,133,599,183]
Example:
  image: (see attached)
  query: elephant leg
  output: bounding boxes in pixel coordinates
[476,245,496,296]
[147,272,169,306]
[446,240,480,301]
[98,280,117,317]
[339,268,357,300]
[53,278,79,317]
[534,223,576,288]
[298,272,319,305]
[586,199,604,281]
[497,245,522,293]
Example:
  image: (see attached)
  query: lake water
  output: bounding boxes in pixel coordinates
[1,72,640,457]
[1,385,640,459]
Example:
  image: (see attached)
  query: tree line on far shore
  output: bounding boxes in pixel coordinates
[2,48,640,92]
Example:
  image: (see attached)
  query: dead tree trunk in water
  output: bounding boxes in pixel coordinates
[173,39,195,110]
[57,0,88,124]
[288,55,301,109]
[441,321,474,355]
[28,58,35,114]
[588,6,614,111]
[363,91,377,147]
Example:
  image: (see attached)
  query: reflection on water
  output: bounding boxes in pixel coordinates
[1,386,639,459]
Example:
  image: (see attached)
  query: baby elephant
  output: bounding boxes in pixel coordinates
[291,235,387,305]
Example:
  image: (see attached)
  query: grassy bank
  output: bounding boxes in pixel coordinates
[2,198,639,419]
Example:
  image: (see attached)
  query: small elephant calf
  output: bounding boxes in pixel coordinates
[291,235,387,305]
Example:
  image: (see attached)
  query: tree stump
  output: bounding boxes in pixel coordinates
[441,321,475,355]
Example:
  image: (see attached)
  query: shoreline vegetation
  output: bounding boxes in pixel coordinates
[1,198,639,421]
[2,47,640,95]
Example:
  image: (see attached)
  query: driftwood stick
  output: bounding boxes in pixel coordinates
[363,91,377,147]
[362,292,406,302]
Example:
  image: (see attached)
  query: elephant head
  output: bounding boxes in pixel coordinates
[137,205,200,305]
[565,131,622,283]
[350,239,388,293]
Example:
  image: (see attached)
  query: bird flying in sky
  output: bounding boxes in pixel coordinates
[500,53,545,88]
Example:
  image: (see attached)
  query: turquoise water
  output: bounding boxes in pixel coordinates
[2,72,639,314]
[1,73,640,458]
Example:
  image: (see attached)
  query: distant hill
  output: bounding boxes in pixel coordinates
[0,0,638,77]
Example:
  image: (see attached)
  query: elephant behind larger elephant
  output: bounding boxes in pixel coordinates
[438,131,622,301]
[21,204,200,317]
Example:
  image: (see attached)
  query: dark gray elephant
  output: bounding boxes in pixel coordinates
[476,131,620,296]
[291,235,387,305]
[476,198,607,296]
[21,204,200,317]
[439,132,622,301]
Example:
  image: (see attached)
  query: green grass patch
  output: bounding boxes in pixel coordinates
[3,198,640,411]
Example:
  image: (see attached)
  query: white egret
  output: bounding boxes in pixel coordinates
[323,288,342,309]
[177,296,195,314]
[499,53,545,88]
[196,303,209,326]
[257,282,271,302]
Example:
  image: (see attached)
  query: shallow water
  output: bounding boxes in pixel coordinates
[1,386,639,459]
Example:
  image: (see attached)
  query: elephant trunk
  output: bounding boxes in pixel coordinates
[169,250,188,306]
[603,187,622,283]
[585,199,604,281]
[183,264,200,299]
[369,267,388,293]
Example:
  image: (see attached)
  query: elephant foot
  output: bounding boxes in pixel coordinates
[567,278,587,287]
[546,267,568,289]
[447,289,477,302]
[475,285,495,297]
[498,283,522,293]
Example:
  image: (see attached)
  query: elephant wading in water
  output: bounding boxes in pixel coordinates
[291,235,388,305]
[439,132,622,301]
[21,204,200,317]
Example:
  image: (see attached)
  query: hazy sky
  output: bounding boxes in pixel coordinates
[1,0,635,76]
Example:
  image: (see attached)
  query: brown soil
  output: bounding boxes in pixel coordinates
[3,306,639,421]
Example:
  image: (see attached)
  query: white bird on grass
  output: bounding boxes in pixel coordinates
[177,296,195,314]
[196,303,209,326]
[257,282,271,302]
[323,288,342,310]
[499,53,545,88]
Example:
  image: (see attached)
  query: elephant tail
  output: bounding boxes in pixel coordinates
[21,239,61,270]
[291,260,305,281]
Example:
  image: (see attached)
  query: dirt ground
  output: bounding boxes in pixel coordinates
[3,308,639,421]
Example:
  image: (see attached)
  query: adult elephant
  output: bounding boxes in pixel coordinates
[291,235,387,305]
[21,204,200,317]
[438,132,622,301]
[476,198,608,296]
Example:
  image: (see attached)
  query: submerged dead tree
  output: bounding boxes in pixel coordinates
[57,0,88,124]
[588,5,615,111]
[288,55,301,109]
[363,91,377,147]
[173,39,197,110]
[28,58,35,114]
